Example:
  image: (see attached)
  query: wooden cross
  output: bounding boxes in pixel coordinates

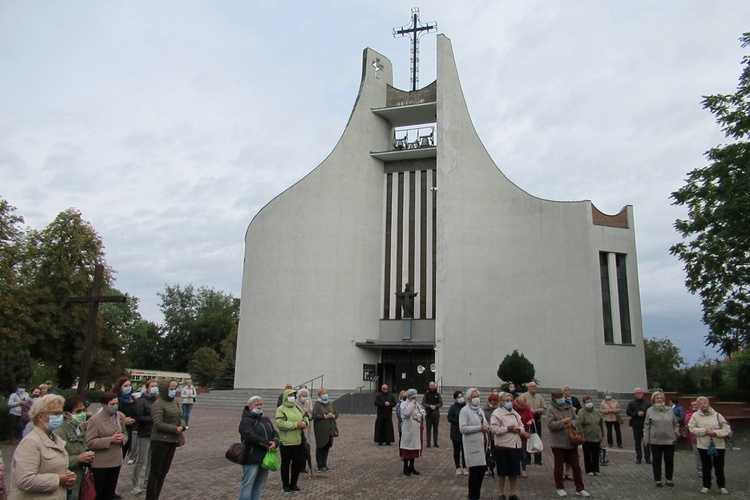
[393,7,437,91]
[67,263,126,394]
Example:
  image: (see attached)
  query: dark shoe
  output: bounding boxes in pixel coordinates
[283,487,292,493]
[386,442,391,446]
[291,486,301,492]
[403,470,411,476]
[535,461,543,466]
[410,468,420,476]
[666,482,675,487]
[509,496,520,500]
[322,466,329,472]
[646,460,652,464]
[636,459,642,464]
[317,467,325,472]
[434,443,439,448]
[426,443,431,448]
[656,482,663,488]
[499,496,507,500]
[378,442,383,446]
[114,495,123,500]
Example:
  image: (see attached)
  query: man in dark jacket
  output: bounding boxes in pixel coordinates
[626,388,652,464]
[373,384,397,445]
[239,396,279,499]
[422,381,443,448]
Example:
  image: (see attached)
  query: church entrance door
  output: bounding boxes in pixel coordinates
[381,349,434,394]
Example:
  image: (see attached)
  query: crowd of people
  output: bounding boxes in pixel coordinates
[5,378,197,499]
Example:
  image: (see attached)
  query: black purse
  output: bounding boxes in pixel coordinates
[225,442,246,464]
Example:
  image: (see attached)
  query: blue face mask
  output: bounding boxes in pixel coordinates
[149,387,159,395]
[585,402,594,409]
[122,387,132,396]
[556,398,566,406]
[168,390,177,399]
[45,414,64,431]
[252,408,263,415]
[504,402,513,410]
[321,394,329,403]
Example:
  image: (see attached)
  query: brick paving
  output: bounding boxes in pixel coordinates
[3,407,749,499]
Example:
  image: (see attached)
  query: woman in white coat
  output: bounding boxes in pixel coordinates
[460,388,490,500]
[399,388,425,476]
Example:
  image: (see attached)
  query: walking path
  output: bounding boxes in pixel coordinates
[2,407,748,499]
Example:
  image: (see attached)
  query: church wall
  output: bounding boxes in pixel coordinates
[235,49,395,389]
[434,35,646,394]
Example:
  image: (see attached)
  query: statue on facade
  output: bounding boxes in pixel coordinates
[397,283,418,318]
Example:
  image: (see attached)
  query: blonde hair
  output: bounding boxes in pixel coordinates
[29,394,64,423]
[650,391,664,404]
[317,387,327,397]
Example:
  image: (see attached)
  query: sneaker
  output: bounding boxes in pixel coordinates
[666,481,674,487]
[656,482,663,487]
[131,487,143,495]
[462,468,468,476]
[587,472,594,476]
[322,466,329,472]
[521,471,527,478]
[701,488,709,494]
[282,487,292,493]
[535,461,544,466]
[720,488,730,495]
[456,468,462,475]
[127,459,134,465]
[185,426,189,430]
[317,467,325,473]
[557,490,568,497]
[575,491,591,497]
[593,472,602,476]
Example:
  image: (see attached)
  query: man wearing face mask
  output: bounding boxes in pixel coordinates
[422,381,443,448]
[275,388,309,493]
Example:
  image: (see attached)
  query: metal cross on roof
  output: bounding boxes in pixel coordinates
[393,7,437,91]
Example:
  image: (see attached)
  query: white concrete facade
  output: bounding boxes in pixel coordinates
[235,34,647,393]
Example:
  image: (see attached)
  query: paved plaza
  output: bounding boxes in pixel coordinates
[3,407,749,499]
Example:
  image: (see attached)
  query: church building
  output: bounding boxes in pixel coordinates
[235,25,647,395]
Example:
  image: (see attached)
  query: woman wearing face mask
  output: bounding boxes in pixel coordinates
[547,388,590,498]
[578,396,604,477]
[688,396,732,495]
[447,390,467,475]
[295,387,313,474]
[9,394,77,498]
[643,391,679,488]
[112,377,137,462]
[85,393,128,500]
[461,389,490,500]
[56,395,95,499]
[239,396,279,500]
[275,388,309,493]
[490,392,526,500]
[598,391,622,448]
[147,379,185,500]
[399,388,425,476]
[131,379,158,495]
[311,387,338,472]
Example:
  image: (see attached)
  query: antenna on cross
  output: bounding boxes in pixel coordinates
[393,7,437,92]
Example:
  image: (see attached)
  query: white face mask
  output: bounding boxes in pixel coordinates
[287,396,296,403]
[471,397,480,407]
[456,397,465,404]
[298,396,307,403]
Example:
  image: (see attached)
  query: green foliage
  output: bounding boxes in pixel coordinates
[716,350,750,402]
[158,284,239,372]
[123,319,164,370]
[644,337,685,391]
[0,340,32,395]
[670,32,750,356]
[678,354,719,395]
[188,347,221,388]
[497,350,535,385]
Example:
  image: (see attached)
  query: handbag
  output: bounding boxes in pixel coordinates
[527,422,544,454]
[262,449,280,471]
[707,437,719,457]
[79,467,96,500]
[679,424,690,439]
[225,442,246,464]
[568,426,586,445]
[599,447,609,466]
[177,432,186,447]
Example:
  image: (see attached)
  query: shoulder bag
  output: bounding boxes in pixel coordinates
[527,421,544,454]
[225,442,246,464]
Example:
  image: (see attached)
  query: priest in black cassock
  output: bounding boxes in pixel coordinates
[373,384,397,445]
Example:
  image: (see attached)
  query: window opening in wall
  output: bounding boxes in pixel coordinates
[393,124,436,150]
[616,254,632,344]
[599,252,614,344]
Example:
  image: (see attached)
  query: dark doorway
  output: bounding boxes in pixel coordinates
[381,349,435,394]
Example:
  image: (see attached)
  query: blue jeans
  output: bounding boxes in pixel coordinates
[240,463,269,500]
[182,403,193,426]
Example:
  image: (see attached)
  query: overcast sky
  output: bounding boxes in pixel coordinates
[2,1,748,365]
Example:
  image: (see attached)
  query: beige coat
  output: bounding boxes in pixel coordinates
[599,398,622,423]
[85,408,128,468]
[10,426,69,499]
[688,408,732,450]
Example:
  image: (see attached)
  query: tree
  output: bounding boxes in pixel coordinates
[123,319,164,370]
[158,284,239,371]
[670,32,750,356]
[188,347,221,388]
[644,337,685,391]
[497,350,535,388]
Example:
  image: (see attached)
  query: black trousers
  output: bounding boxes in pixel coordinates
[315,438,332,469]
[280,444,305,488]
[147,440,177,500]
[452,439,466,468]
[425,411,440,445]
[699,448,726,489]
[582,441,601,474]
[650,444,675,482]
[631,423,650,462]
[605,421,622,447]
[467,465,486,500]
[92,466,121,500]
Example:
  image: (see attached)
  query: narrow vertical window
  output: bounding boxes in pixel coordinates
[616,254,632,344]
[600,252,614,343]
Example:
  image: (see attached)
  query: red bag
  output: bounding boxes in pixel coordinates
[79,467,96,500]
